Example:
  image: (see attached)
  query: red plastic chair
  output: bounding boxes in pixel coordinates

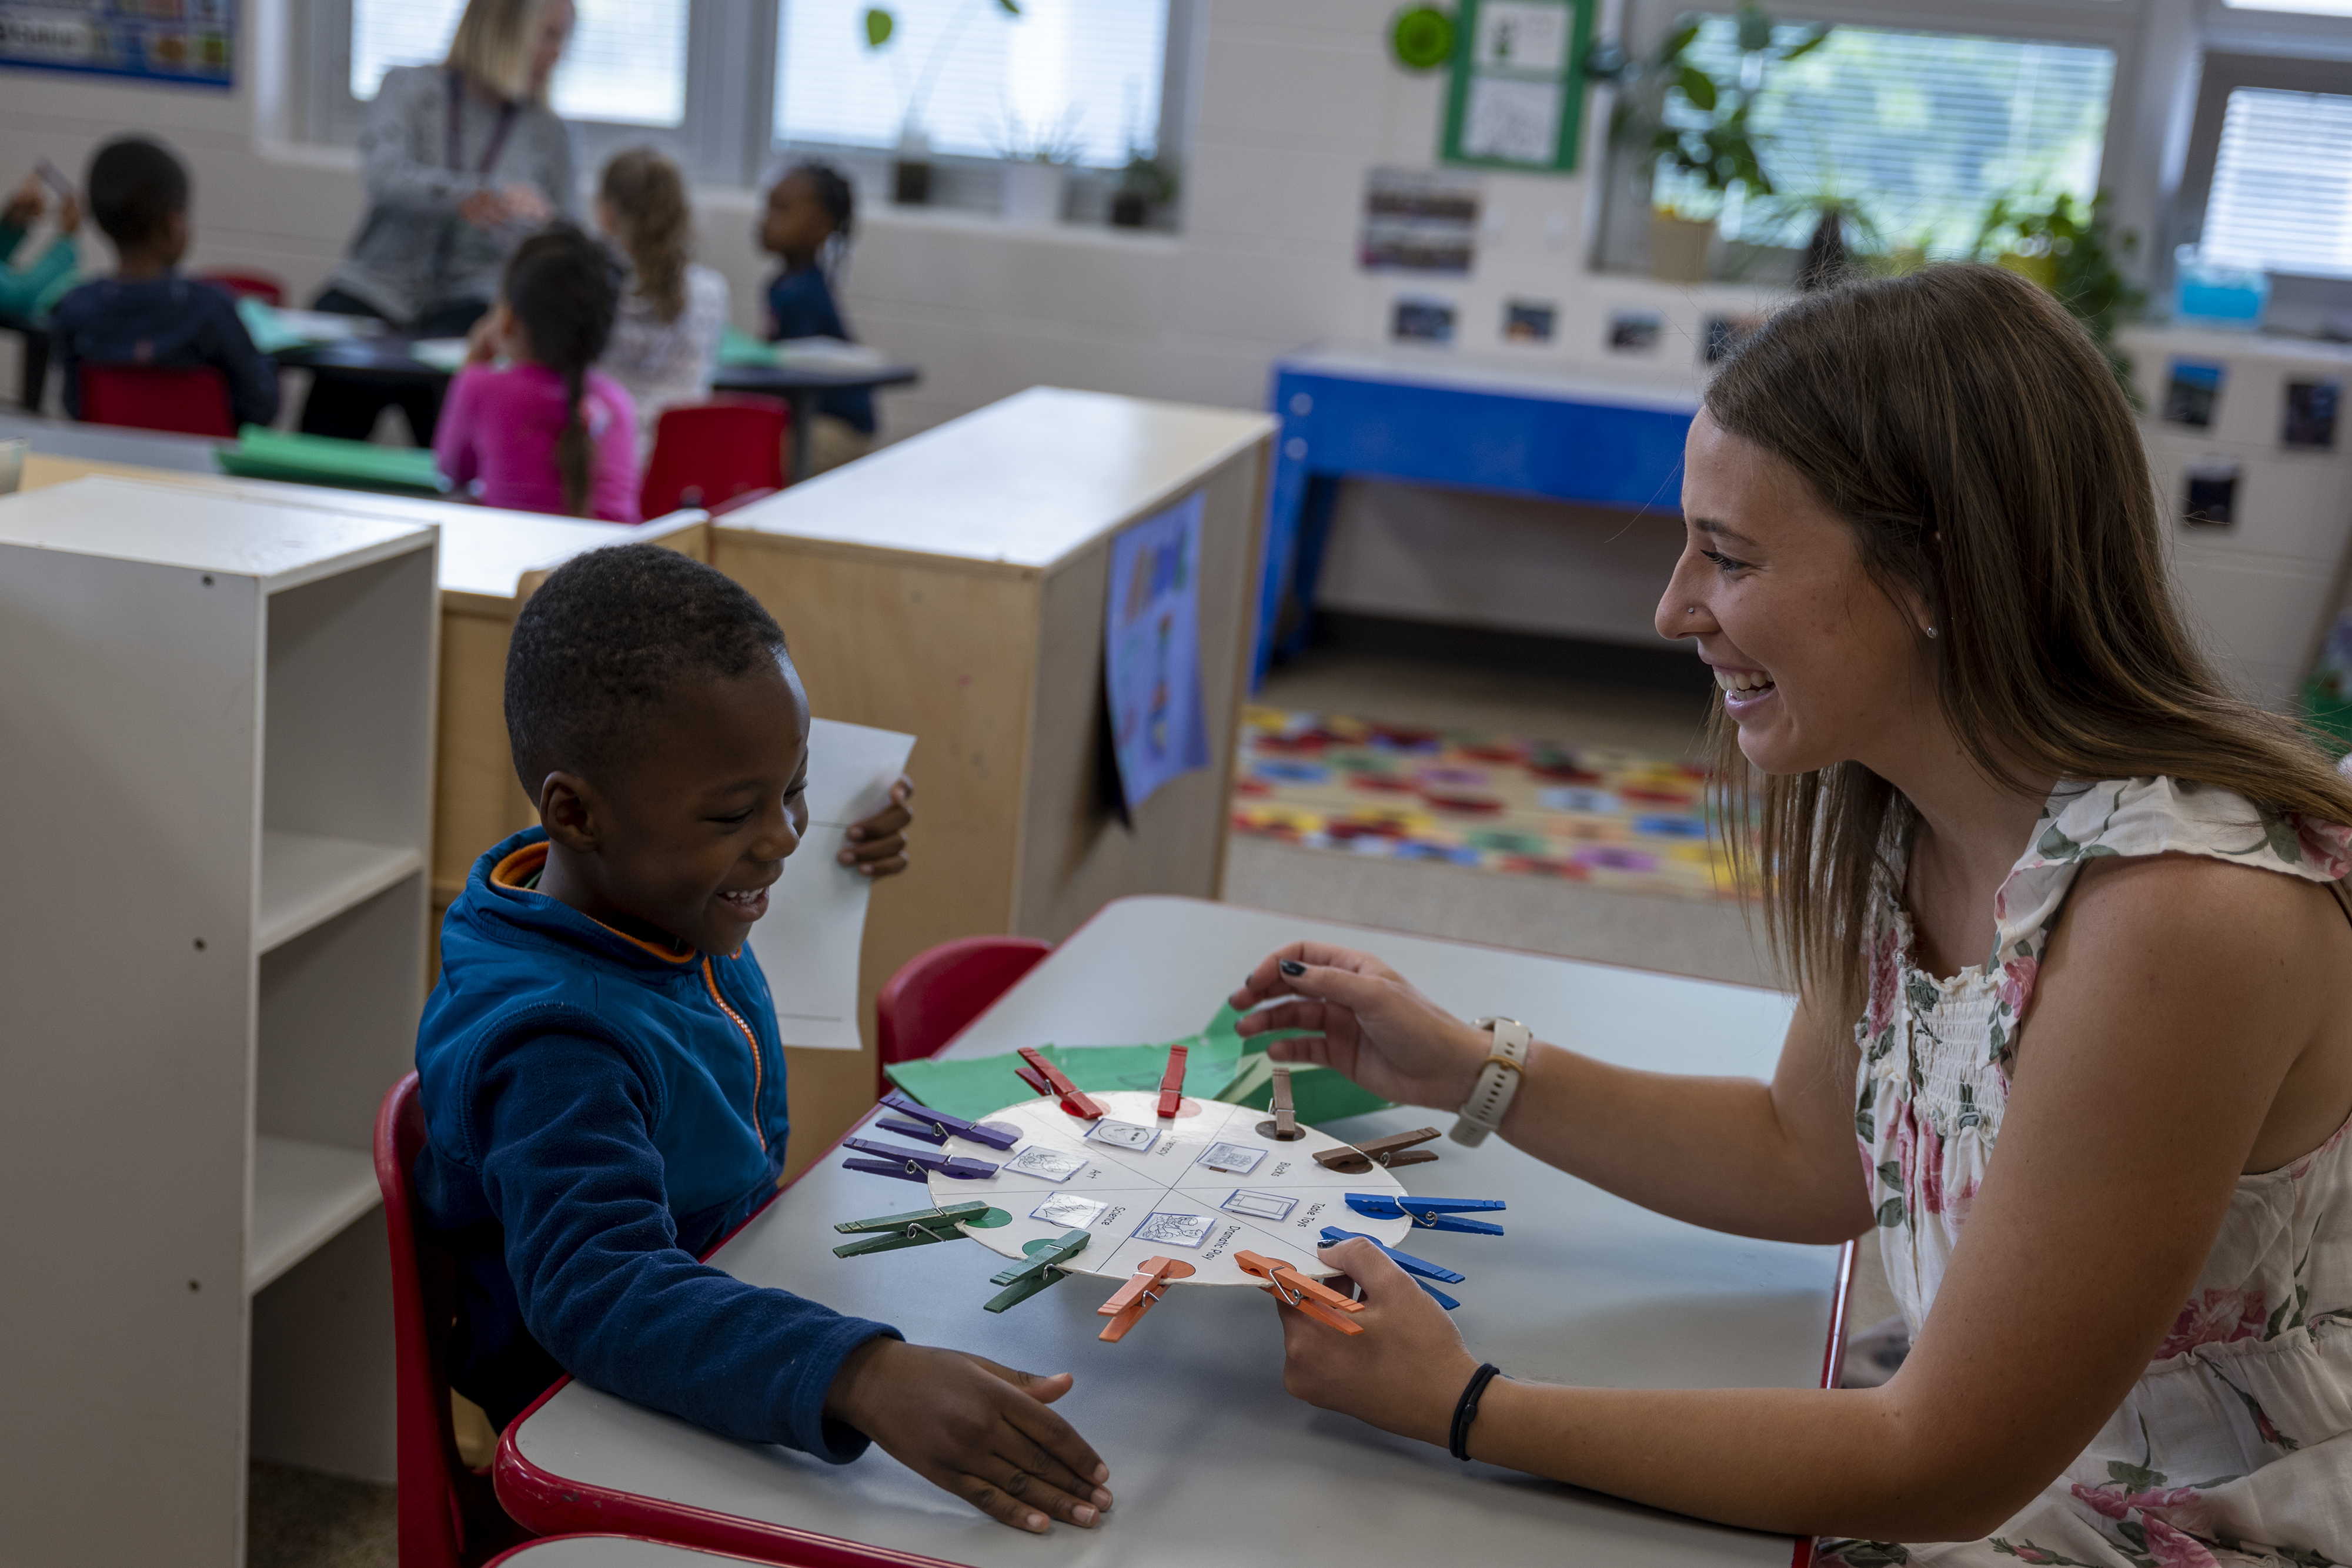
[78,363,237,437]
[638,396,789,518]
[376,1073,533,1568]
[195,269,286,305]
[876,937,1053,1099]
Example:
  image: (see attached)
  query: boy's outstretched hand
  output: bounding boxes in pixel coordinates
[824,1338,1112,1532]
[839,775,913,878]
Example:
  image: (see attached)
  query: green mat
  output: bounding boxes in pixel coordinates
[884,1001,1392,1127]
[719,325,779,368]
[216,427,448,495]
[235,298,312,355]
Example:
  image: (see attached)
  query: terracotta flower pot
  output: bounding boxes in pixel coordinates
[1649,211,1717,284]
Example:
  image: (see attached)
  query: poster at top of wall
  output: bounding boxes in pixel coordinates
[1104,490,1210,817]
[1359,166,1480,274]
[0,0,234,88]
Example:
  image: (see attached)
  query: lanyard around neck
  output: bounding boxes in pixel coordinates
[446,69,521,178]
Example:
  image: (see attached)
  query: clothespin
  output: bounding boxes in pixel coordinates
[1156,1042,1189,1119]
[1312,1126,1442,1174]
[831,1200,991,1258]
[1270,1062,1299,1140]
[875,1091,1020,1151]
[1013,1059,1054,1096]
[1015,1047,1105,1121]
[983,1228,1091,1313]
[1234,1249,1367,1335]
[1319,1225,1464,1308]
[840,1136,1000,1183]
[1342,1193,1506,1236]
[1097,1255,1196,1342]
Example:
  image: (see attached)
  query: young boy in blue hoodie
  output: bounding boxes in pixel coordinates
[416,544,1112,1534]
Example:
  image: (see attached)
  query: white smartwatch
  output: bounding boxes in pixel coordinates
[1449,1017,1533,1146]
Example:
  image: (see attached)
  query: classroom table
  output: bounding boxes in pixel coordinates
[496,895,1847,1568]
[489,1538,776,1567]
[1257,348,1700,683]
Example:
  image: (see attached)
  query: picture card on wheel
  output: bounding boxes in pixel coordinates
[1196,1141,1265,1175]
[1004,1146,1088,1182]
[1087,1119,1161,1154]
[1031,1193,1109,1229]
[1131,1211,1215,1248]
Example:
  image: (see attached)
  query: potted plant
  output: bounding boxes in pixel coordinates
[997,110,1084,226]
[861,0,1023,205]
[1973,189,2145,398]
[1111,148,1178,229]
[1606,5,1829,283]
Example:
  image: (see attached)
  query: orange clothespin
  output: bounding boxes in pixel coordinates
[1235,1250,1367,1335]
[1095,1255,1196,1342]
[1015,1047,1105,1121]
[1156,1042,1189,1118]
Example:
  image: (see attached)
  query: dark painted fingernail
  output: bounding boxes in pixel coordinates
[1279,959,1307,977]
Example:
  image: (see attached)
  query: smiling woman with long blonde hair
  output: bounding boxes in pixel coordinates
[1230,263,2352,1566]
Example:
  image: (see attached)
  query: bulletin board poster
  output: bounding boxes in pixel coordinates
[1441,0,1595,174]
[1104,489,1210,817]
[0,0,235,89]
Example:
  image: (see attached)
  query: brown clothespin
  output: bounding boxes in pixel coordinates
[1157,1042,1189,1119]
[1095,1255,1196,1342]
[1235,1250,1367,1335]
[1254,1062,1301,1141]
[1312,1126,1441,1174]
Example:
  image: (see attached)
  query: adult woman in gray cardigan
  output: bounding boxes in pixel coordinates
[300,0,576,443]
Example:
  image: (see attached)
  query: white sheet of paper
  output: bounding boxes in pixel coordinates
[745,717,916,1051]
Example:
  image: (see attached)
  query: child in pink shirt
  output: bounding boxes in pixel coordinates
[436,222,642,521]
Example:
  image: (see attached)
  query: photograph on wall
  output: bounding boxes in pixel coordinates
[1358,166,1481,274]
[2164,360,2224,429]
[0,0,234,87]
[2183,459,2240,529]
[1503,298,1557,343]
[1702,313,1761,364]
[1104,490,1210,817]
[2284,380,2340,450]
[1392,295,1458,345]
[1609,308,1662,353]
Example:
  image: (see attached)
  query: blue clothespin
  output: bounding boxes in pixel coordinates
[841,1136,1000,1183]
[1319,1226,1464,1308]
[875,1091,1020,1151]
[1343,1194,1506,1236]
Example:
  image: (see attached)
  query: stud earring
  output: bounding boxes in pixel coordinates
[1925,625,1939,639]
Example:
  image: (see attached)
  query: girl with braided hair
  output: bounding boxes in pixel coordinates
[436,220,642,520]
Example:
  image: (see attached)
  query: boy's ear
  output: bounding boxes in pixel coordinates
[539,772,600,852]
[162,208,190,260]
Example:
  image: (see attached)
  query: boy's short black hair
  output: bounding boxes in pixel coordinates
[505,544,789,796]
[86,136,190,250]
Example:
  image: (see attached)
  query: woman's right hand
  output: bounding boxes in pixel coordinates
[1228,942,1489,1112]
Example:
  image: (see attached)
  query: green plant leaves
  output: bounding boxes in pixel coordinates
[997,0,1021,12]
[1677,63,1718,111]
[863,6,893,46]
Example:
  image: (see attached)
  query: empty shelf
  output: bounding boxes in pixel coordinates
[249,1135,381,1293]
[258,830,422,952]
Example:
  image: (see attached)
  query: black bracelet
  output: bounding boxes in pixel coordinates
[1448,1362,1504,1461]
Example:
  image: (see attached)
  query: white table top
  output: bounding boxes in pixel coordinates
[510,896,1832,1568]
[0,475,433,589]
[718,388,1276,571]
[1278,345,1703,412]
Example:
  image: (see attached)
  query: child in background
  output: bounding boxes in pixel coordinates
[595,147,730,462]
[48,137,279,429]
[436,222,640,521]
[418,544,1110,1534]
[757,162,876,473]
[0,166,81,320]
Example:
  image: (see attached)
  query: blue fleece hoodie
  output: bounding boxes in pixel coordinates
[414,826,898,1449]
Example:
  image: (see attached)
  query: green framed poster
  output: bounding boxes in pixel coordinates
[1439,0,1595,174]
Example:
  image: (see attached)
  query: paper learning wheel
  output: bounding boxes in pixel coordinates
[926,1091,1415,1286]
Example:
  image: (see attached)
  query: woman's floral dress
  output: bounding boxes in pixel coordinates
[1820,777,2352,1568]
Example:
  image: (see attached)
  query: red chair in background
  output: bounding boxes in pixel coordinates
[876,937,1053,1099]
[638,396,789,519]
[195,269,286,305]
[376,1074,533,1568]
[79,363,238,437]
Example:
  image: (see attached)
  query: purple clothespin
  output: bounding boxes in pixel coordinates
[876,1091,1021,1151]
[840,1136,1000,1182]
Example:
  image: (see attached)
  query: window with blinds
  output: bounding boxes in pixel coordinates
[2200,88,2352,278]
[775,0,1168,166]
[1653,17,2115,255]
[350,0,687,128]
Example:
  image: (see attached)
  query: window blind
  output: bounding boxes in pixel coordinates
[2201,86,2352,278]
[775,0,1168,166]
[1656,17,2114,255]
[350,0,687,128]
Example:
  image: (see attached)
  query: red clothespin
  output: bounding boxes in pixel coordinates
[1156,1042,1189,1119]
[1235,1250,1367,1336]
[1096,1255,1196,1342]
[1015,1047,1105,1121]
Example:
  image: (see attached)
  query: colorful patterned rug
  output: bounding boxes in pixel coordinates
[1231,707,1742,901]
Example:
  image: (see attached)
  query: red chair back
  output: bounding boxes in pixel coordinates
[79,363,236,437]
[376,1073,532,1568]
[876,937,1053,1098]
[639,397,789,519]
[195,269,286,305]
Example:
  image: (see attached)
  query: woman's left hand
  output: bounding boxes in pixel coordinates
[840,776,913,878]
[1276,1237,1482,1447]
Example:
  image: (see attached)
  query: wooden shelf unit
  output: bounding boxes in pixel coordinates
[0,477,439,1566]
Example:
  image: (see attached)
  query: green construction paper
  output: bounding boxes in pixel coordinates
[719,325,779,367]
[215,427,449,494]
[235,297,313,354]
[1214,1053,1394,1124]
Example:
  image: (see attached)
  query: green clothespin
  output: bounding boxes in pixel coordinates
[832,1199,991,1258]
[983,1228,1091,1313]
